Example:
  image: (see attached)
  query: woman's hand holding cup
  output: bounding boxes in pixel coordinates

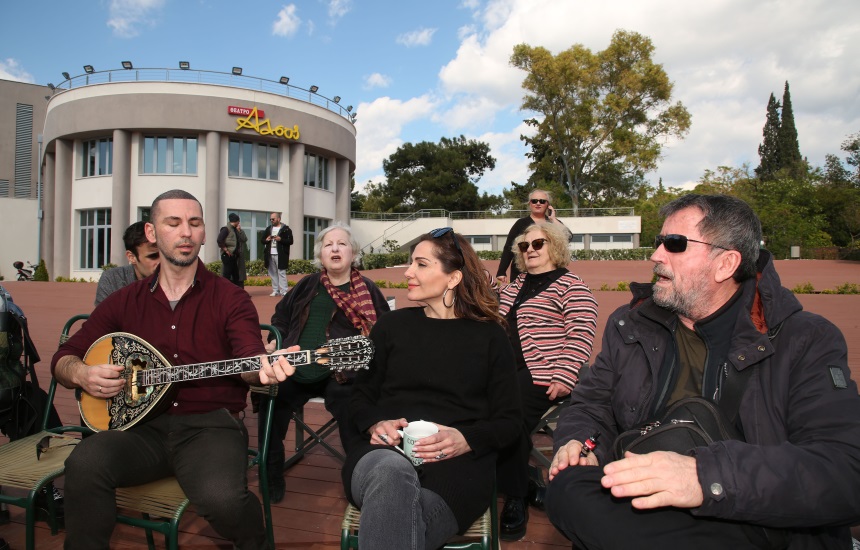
[413,423,472,463]
[369,418,408,446]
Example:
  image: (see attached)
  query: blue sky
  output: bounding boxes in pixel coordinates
[3,0,859,197]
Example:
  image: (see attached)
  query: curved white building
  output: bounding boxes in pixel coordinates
[38,67,355,279]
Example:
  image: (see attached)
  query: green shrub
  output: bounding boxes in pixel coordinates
[791,282,816,294]
[100,263,118,272]
[571,248,656,261]
[361,252,409,270]
[477,250,503,260]
[34,259,49,281]
[835,283,860,295]
[615,281,630,292]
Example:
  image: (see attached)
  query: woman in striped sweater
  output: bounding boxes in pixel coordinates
[496,222,598,541]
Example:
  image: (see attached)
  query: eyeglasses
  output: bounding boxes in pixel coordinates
[36,435,78,461]
[530,199,548,205]
[429,227,464,262]
[270,219,277,222]
[517,238,548,253]
[654,234,730,253]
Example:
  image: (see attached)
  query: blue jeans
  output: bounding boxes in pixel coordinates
[351,449,458,550]
[63,409,265,550]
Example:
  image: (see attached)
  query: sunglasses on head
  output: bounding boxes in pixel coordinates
[654,234,730,253]
[530,198,548,205]
[517,238,548,253]
[429,227,465,261]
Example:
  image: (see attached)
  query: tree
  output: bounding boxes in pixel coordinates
[755,93,781,181]
[842,131,860,184]
[373,136,498,212]
[510,30,691,212]
[778,81,803,177]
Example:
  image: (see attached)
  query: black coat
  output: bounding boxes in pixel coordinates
[261,224,293,270]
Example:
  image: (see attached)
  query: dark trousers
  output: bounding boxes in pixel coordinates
[221,254,244,288]
[63,409,265,550]
[496,368,559,498]
[546,465,775,550]
[263,376,360,458]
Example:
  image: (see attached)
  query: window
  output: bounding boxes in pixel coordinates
[465,236,491,252]
[304,153,329,190]
[227,210,270,262]
[79,208,112,269]
[82,138,113,177]
[228,140,278,180]
[303,216,329,260]
[142,136,197,174]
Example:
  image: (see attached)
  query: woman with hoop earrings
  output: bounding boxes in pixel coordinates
[342,228,522,549]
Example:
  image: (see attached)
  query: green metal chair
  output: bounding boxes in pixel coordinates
[0,313,91,550]
[340,485,499,550]
[113,323,282,550]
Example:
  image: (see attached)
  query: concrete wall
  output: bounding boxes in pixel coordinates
[0,198,38,280]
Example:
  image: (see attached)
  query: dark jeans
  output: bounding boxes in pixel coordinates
[263,376,360,458]
[63,409,265,550]
[221,254,244,288]
[546,465,775,550]
[496,368,559,498]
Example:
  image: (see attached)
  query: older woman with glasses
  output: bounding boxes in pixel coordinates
[496,189,572,283]
[342,228,522,549]
[263,222,390,503]
[496,222,598,541]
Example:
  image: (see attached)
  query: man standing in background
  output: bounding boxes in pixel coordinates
[218,213,248,288]
[262,212,292,296]
[94,221,160,306]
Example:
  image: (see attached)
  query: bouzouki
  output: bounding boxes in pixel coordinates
[78,332,374,432]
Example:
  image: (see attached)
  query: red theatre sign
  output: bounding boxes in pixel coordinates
[228,105,264,118]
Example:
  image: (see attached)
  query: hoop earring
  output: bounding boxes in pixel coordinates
[442,287,456,308]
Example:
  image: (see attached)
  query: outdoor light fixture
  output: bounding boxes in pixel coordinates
[279,76,290,85]
[83,65,94,74]
[309,85,319,93]
[121,61,133,69]
[232,67,242,75]
[346,105,353,112]
[47,83,55,91]
[179,61,190,70]
[333,96,341,104]
[61,72,71,80]
[44,96,51,101]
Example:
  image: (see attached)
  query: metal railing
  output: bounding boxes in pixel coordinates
[49,67,354,120]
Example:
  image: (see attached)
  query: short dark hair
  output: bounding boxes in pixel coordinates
[150,189,201,221]
[660,194,762,282]
[122,221,149,256]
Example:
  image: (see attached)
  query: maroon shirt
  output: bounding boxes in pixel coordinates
[52,261,264,415]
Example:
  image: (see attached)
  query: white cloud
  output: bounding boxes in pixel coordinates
[0,58,35,83]
[328,0,352,19]
[474,120,534,194]
[363,73,392,89]
[396,28,437,47]
[106,0,164,38]
[272,4,301,37]
[354,96,439,187]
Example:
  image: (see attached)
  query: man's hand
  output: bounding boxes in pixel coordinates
[257,345,298,385]
[549,439,598,481]
[601,451,703,509]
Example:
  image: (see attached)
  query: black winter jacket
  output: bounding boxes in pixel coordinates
[554,251,860,548]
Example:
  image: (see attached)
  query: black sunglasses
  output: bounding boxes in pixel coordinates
[654,234,729,253]
[429,227,464,261]
[530,199,548,205]
[517,238,548,253]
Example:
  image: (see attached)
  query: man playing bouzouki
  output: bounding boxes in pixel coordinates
[51,189,295,550]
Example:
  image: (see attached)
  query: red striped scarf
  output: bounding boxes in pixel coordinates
[320,268,378,336]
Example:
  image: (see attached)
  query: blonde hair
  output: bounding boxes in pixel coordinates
[513,223,571,273]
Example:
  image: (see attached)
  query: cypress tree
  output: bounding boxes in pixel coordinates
[755,92,781,180]
[778,81,803,176]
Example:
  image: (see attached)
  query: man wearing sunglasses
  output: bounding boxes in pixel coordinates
[262,212,293,296]
[546,194,860,549]
[496,189,571,283]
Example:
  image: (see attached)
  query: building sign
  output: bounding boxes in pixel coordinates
[228,106,300,141]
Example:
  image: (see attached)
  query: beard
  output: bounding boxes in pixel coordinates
[652,265,710,321]
[157,239,198,267]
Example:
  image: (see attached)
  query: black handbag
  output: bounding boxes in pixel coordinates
[612,396,742,460]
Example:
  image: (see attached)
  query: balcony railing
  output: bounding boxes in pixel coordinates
[50,67,353,120]
[351,207,635,221]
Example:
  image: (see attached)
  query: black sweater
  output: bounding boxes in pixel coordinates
[342,307,522,531]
